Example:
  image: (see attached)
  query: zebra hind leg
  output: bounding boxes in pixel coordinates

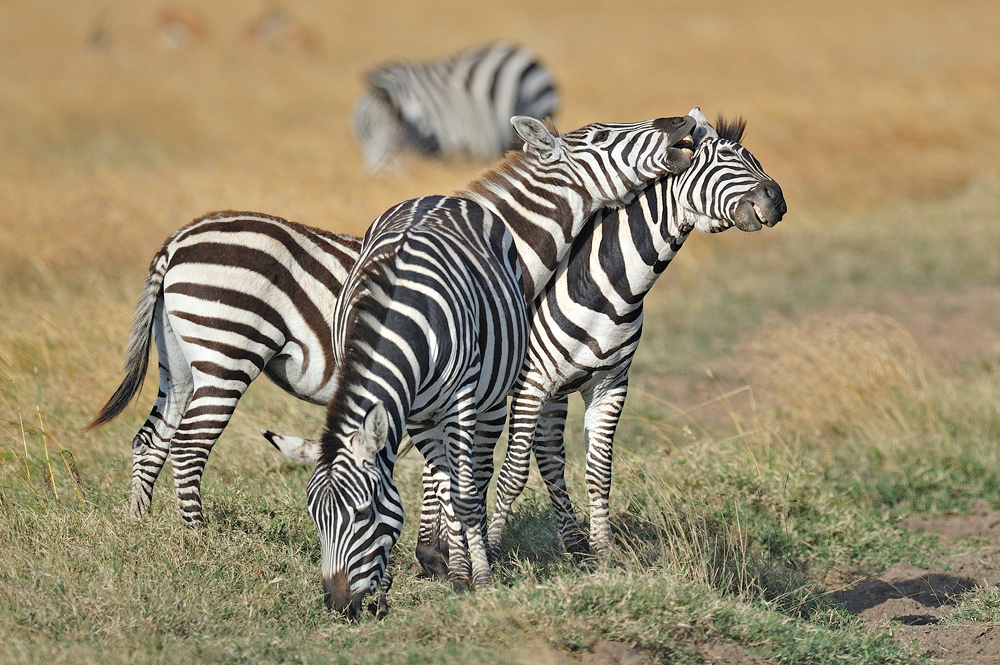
[130,308,193,520]
[169,381,249,525]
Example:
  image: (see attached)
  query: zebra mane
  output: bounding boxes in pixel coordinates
[319,246,400,466]
[715,115,747,143]
[458,118,560,198]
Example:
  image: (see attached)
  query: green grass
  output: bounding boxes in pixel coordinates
[4,175,1000,665]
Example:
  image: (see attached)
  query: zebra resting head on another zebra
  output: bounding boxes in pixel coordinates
[305,114,698,617]
[485,106,787,560]
[351,42,559,172]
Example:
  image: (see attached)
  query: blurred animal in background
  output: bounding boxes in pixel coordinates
[351,42,559,173]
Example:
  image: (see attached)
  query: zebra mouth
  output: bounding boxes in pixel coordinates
[753,203,767,225]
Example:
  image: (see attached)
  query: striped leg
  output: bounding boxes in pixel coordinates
[472,401,506,544]
[414,400,502,576]
[531,396,589,556]
[169,377,253,524]
[487,388,549,559]
[414,432,450,579]
[580,378,629,557]
[446,383,493,589]
[130,304,192,520]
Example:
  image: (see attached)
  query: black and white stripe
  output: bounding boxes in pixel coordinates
[305,114,697,615]
[86,212,360,524]
[352,42,559,172]
[485,108,787,558]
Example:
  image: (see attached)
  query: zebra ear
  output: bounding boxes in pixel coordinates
[688,107,718,146]
[358,401,389,461]
[512,116,558,155]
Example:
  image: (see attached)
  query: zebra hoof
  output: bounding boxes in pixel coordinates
[415,542,450,580]
[368,592,389,620]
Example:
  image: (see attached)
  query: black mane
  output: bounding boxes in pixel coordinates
[715,115,747,143]
[318,244,398,466]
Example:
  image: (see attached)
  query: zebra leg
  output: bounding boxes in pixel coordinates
[581,379,629,557]
[415,456,450,579]
[130,302,193,520]
[487,389,547,559]
[472,401,506,554]
[533,396,589,557]
[444,384,493,589]
[168,363,260,525]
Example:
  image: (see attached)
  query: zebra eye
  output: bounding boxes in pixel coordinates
[355,503,374,522]
[593,129,610,143]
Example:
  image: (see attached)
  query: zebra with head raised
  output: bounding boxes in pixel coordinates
[306,114,696,617]
[352,42,558,172]
[484,108,787,558]
[86,213,361,524]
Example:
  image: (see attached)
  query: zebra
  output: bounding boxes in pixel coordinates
[262,109,787,573]
[484,107,787,558]
[352,42,559,172]
[85,212,361,524]
[305,114,697,616]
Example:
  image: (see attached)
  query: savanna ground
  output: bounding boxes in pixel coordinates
[2,1,1000,663]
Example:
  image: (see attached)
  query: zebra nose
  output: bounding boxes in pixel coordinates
[324,570,353,615]
[762,181,782,202]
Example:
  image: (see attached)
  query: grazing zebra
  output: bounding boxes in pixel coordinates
[352,42,559,172]
[86,212,361,524]
[485,108,787,558]
[306,114,696,617]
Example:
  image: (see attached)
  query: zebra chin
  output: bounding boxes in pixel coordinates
[732,180,787,232]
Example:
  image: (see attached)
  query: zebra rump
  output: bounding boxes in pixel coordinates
[351,42,559,172]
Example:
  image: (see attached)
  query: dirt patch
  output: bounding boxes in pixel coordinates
[576,640,650,665]
[901,499,1000,544]
[514,639,651,665]
[829,506,1000,664]
[697,641,771,665]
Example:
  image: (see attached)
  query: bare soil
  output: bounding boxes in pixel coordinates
[830,507,1000,664]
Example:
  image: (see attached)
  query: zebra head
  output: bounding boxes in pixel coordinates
[510,114,697,207]
[306,401,401,619]
[677,107,787,233]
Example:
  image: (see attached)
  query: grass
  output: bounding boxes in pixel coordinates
[3,0,1000,662]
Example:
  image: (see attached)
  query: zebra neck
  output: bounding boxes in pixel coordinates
[462,179,595,303]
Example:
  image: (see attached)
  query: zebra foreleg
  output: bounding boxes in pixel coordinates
[415,461,451,579]
[532,396,590,557]
[581,381,628,557]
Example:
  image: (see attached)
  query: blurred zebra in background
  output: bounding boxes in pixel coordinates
[352,42,559,172]
[485,108,787,559]
[86,212,361,525]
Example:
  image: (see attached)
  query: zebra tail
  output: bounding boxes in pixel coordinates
[85,250,168,431]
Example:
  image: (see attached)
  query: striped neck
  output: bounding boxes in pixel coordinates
[461,151,597,302]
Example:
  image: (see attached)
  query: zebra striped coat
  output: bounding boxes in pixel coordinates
[485,108,787,558]
[86,212,360,524]
[352,42,558,172]
[306,114,697,616]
